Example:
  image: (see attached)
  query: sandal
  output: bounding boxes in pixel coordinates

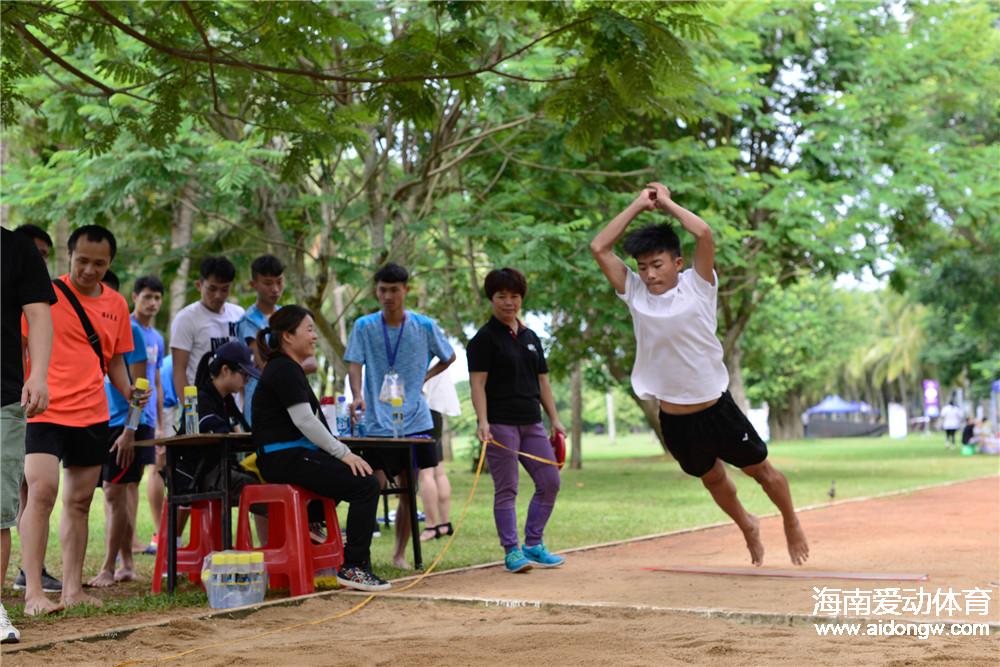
[435,522,454,538]
[419,526,439,542]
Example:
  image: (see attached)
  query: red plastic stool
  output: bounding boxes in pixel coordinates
[151,499,223,593]
[235,484,344,597]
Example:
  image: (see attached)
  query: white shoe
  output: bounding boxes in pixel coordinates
[0,602,20,644]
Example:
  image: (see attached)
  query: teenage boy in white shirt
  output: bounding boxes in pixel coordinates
[170,256,246,396]
[590,182,809,567]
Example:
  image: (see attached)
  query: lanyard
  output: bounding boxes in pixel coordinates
[380,312,406,370]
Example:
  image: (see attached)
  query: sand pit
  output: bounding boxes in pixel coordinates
[4,476,997,666]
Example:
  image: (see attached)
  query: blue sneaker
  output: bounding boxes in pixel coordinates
[504,548,533,573]
[522,543,565,568]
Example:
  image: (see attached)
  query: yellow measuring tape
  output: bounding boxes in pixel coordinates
[112,437,558,666]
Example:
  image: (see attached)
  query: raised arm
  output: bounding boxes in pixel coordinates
[647,182,715,285]
[589,188,658,293]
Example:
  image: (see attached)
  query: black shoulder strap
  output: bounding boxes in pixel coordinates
[52,278,106,375]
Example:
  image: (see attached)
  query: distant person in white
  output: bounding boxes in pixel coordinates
[170,256,246,396]
[939,401,963,449]
[419,365,461,541]
[591,181,809,567]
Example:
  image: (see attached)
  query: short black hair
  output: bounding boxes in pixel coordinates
[251,254,284,279]
[68,224,117,259]
[199,256,236,283]
[374,262,409,285]
[15,224,53,248]
[133,275,165,295]
[483,267,528,300]
[102,269,120,291]
[622,223,681,259]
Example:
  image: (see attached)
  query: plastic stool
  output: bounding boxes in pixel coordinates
[235,484,344,597]
[151,499,223,593]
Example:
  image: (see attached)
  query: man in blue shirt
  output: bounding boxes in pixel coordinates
[346,263,455,569]
[90,271,150,588]
[131,275,167,554]
[236,255,285,426]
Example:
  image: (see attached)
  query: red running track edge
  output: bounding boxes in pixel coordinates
[644,566,929,581]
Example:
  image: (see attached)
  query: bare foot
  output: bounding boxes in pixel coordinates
[740,515,765,566]
[392,556,412,570]
[114,567,137,582]
[24,596,64,616]
[784,518,810,565]
[87,570,117,588]
[63,590,103,609]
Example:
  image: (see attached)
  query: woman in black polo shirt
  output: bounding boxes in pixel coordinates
[252,305,389,592]
[467,268,567,574]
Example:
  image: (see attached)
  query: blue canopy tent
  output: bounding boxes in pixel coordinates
[804,395,885,438]
[807,395,876,415]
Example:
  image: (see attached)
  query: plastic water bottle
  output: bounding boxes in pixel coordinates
[125,377,150,431]
[390,397,404,438]
[353,408,366,438]
[335,396,350,436]
[320,396,337,430]
[183,386,199,435]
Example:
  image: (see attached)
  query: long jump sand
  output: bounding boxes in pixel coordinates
[4,476,997,666]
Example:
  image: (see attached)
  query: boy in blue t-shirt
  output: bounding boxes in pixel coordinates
[236,255,285,426]
[130,275,167,554]
[91,272,151,587]
[345,263,455,569]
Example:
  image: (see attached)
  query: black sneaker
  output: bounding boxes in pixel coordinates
[335,566,391,592]
[12,568,62,593]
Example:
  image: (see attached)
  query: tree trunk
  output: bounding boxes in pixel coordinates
[724,342,748,412]
[570,361,583,470]
[52,217,70,276]
[168,182,196,323]
[605,392,616,444]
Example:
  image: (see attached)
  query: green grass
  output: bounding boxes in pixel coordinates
[5,431,996,625]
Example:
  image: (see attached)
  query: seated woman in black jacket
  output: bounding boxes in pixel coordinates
[252,305,389,592]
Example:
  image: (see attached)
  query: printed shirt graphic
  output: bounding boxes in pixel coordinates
[22,274,133,426]
[169,301,246,386]
[344,311,454,437]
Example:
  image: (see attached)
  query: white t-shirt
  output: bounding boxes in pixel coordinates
[940,404,963,430]
[169,301,246,385]
[617,267,729,404]
[424,365,461,417]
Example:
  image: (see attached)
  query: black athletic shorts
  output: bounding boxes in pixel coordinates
[658,391,768,478]
[25,421,110,468]
[357,429,438,479]
[102,424,155,485]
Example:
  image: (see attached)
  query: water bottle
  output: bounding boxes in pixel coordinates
[353,408,366,438]
[183,386,199,435]
[125,377,150,431]
[320,396,336,429]
[390,396,404,438]
[335,396,350,436]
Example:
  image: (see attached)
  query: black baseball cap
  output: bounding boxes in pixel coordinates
[212,341,260,379]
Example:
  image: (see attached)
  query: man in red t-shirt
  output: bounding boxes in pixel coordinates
[20,225,142,615]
